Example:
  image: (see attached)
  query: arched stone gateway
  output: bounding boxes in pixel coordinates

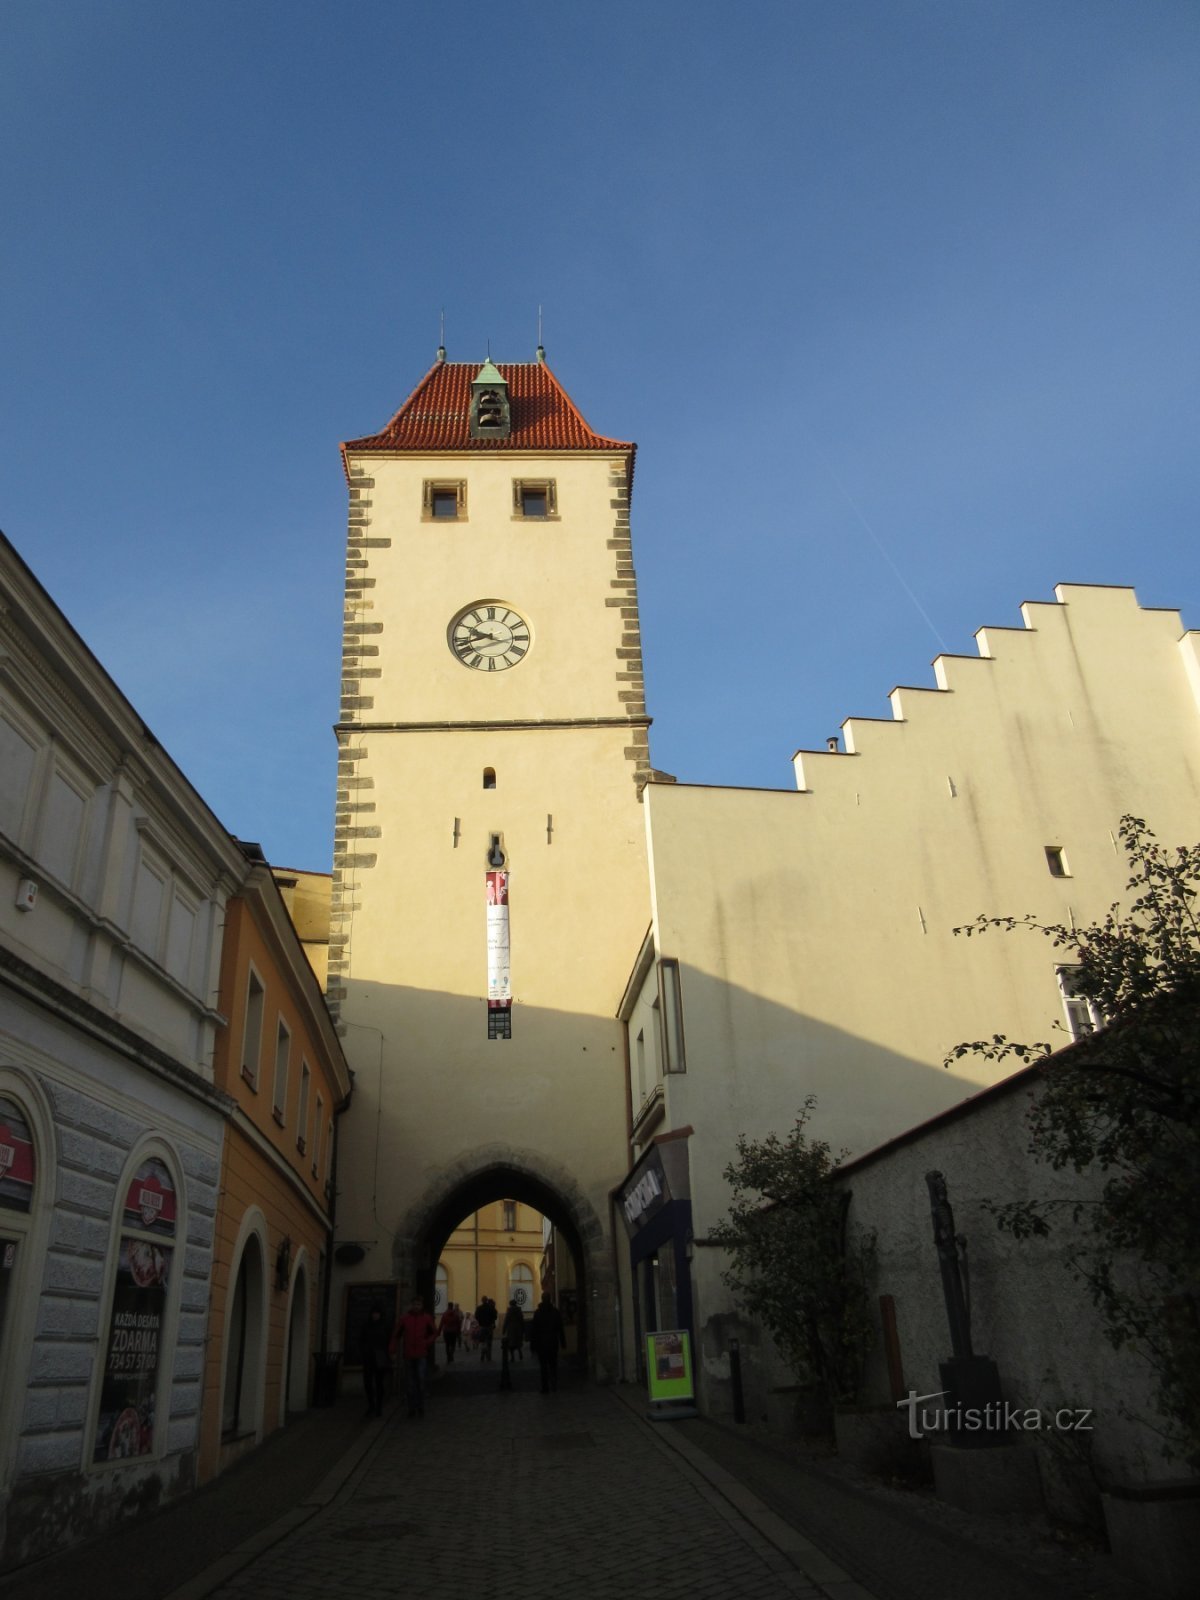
[393,1146,615,1378]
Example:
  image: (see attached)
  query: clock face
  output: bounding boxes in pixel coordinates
[449,603,531,671]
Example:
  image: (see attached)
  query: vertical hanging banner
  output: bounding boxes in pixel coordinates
[486,870,511,1005]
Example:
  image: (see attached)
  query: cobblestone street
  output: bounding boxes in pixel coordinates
[203,1362,832,1600]
[0,1360,1150,1600]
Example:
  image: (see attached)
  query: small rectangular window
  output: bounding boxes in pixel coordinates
[313,1097,324,1177]
[241,970,265,1088]
[272,1018,291,1122]
[297,1061,310,1153]
[502,1201,516,1231]
[488,1004,512,1040]
[423,480,467,520]
[512,479,557,519]
[657,958,687,1073]
[1045,846,1069,877]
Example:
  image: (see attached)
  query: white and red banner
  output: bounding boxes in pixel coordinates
[486,870,511,1003]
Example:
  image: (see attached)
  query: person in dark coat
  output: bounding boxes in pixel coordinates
[502,1299,525,1360]
[359,1301,391,1417]
[530,1293,566,1393]
[476,1296,498,1362]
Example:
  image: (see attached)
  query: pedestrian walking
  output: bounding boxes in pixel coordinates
[390,1295,438,1417]
[502,1299,525,1363]
[440,1301,463,1364]
[530,1293,566,1393]
[476,1296,498,1362]
[461,1308,478,1351]
[359,1301,391,1418]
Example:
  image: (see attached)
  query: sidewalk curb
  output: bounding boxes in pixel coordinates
[609,1386,880,1600]
[162,1404,400,1600]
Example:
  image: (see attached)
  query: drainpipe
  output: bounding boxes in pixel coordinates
[321,1079,353,1357]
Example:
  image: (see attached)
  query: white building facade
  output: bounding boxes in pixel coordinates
[0,536,245,1568]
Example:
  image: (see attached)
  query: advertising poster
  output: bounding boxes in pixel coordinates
[485,870,511,1000]
[93,1236,172,1463]
[646,1329,695,1403]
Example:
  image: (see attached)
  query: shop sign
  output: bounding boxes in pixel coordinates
[93,1235,172,1462]
[123,1158,177,1237]
[623,1167,662,1224]
[646,1329,694,1404]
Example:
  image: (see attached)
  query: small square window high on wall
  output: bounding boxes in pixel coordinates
[512,479,557,519]
[423,480,467,520]
[1045,846,1070,877]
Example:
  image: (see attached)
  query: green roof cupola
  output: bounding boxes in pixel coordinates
[469,359,511,439]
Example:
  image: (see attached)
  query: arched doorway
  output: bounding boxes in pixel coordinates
[396,1152,611,1375]
[222,1232,266,1443]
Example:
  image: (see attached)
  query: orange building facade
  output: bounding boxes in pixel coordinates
[200,847,351,1482]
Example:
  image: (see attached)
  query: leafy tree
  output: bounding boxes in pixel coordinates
[710,1097,875,1405]
[947,816,1200,1467]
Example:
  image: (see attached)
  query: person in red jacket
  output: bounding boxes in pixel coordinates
[390,1295,438,1417]
[440,1301,464,1364]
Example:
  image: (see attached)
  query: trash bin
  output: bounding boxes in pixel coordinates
[312,1351,341,1406]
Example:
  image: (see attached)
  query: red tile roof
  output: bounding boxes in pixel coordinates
[341,361,634,465]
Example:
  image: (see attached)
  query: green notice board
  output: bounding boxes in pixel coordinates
[646,1329,694,1403]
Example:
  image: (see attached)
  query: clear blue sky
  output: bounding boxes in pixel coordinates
[2,2,1196,869]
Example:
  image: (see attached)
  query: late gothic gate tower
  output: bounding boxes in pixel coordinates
[329,350,652,1374]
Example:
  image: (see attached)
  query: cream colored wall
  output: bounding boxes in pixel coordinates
[272,869,332,990]
[333,446,650,1373]
[642,586,1200,1251]
[439,1201,544,1319]
[351,453,636,724]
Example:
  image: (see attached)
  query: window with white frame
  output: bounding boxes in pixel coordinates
[1057,966,1103,1041]
[297,1062,310,1155]
[657,958,687,1073]
[241,969,265,1089]
[312,1096,324,1177]
[271,1019,290,1123]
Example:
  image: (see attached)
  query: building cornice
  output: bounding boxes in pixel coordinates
[335,716,652,736]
